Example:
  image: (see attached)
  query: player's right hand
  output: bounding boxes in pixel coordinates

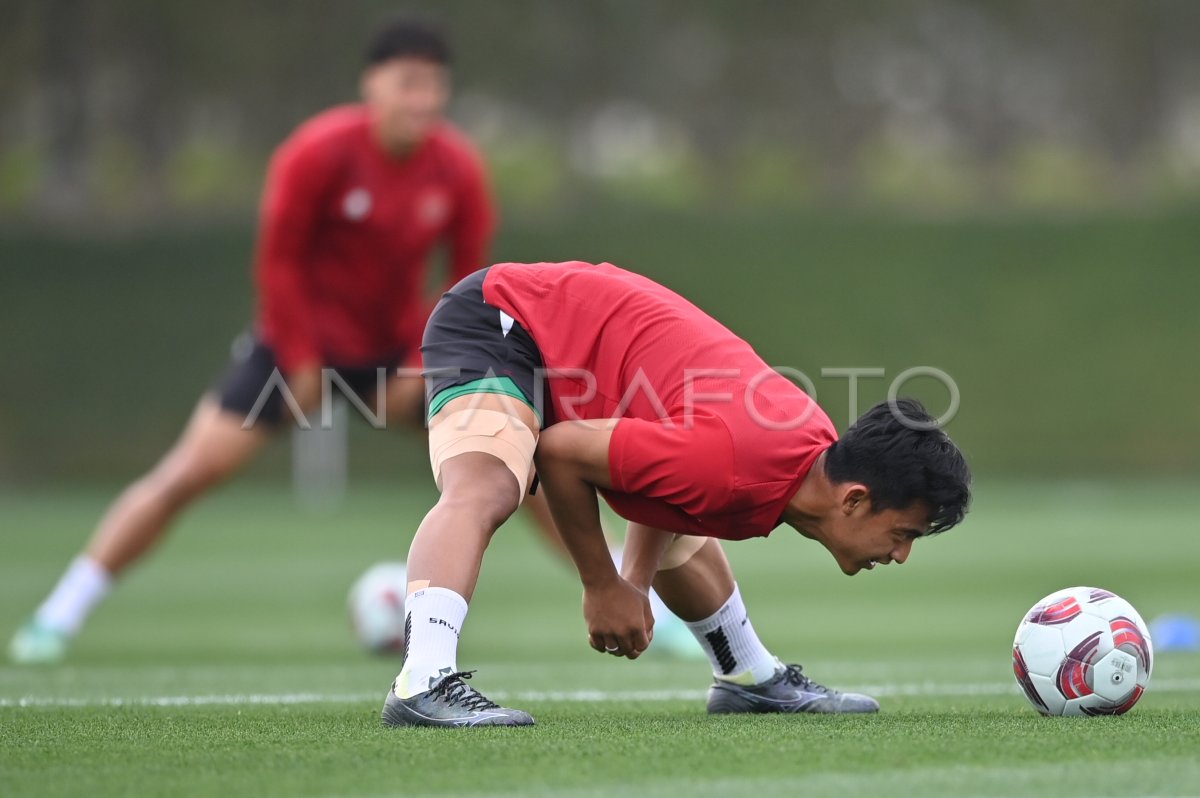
[582,577,654,659]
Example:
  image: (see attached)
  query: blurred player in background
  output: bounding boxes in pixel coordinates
[9,20,693,665]
[380,261,971,727]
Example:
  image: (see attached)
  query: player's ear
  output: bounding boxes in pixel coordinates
[840,484,870,516]
[360,64,386,103]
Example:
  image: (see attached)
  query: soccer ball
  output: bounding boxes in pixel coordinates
[348,562,409,654]
[1012,586,1152,716]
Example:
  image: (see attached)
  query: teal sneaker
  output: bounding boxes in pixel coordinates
[8,620,70,665]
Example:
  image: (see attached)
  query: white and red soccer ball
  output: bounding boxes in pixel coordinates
[348,562,408,654]
[1013,586,1152,716]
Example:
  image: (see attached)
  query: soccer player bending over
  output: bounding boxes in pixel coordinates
[382,261,971,727]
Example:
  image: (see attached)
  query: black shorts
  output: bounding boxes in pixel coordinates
[421,268,546,422]
[211,332,406,427]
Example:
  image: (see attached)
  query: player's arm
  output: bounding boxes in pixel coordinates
[254,134,336,403]
[534,420,653,659]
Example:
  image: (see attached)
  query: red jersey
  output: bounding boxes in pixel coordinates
[483,262,838,540]
[255,105,494,371]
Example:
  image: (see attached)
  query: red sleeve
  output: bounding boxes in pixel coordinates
[446,144,496,286]
[254,131,338,372]
[606,414,736,517]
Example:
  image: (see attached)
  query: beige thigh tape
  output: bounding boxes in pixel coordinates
[428,409,537,501]
[658,533,709,570]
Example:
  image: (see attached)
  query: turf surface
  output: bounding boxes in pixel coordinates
[2,480,1198,797]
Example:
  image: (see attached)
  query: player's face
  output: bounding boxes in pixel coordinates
[361,57,450,152]
[823,492,930,576]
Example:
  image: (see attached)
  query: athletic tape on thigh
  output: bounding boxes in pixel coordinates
[428,408,537,501]
[658,534,709,570]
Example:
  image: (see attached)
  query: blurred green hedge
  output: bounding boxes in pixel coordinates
[1,201,1197,483]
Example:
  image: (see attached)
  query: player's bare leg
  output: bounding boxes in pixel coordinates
[382,375,570,561]
[623,528,878,714]
[520,489,570,559]
[404,449,521,600]
[87,397,271,573]
[381,371,573,562]
[649,537,736,621]
[381,393,536,727]
[380,371,699,658]
[8,396,273,664]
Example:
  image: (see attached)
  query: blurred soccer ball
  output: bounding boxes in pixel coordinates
[348,562,408,654]
[1012,586,1152,716]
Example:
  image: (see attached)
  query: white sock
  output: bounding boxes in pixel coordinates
[684,584,779,685]
[393,587,469,698]
[34,557,112,636]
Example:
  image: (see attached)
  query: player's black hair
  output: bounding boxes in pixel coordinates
[365,18,451,66]
[823,398,971,535]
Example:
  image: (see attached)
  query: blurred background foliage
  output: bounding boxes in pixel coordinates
[5,0,1200,218]
[1,0,1198,483]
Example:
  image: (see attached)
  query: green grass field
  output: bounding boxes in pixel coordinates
[2,479,1199,797]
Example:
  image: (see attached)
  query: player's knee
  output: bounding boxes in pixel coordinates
[437,457,522,530]
[658,535,710,571]
[429,408,537,516]
[151,450,238,505]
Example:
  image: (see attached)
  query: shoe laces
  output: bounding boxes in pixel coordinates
[429,670,501,712]
[778,663,831,694]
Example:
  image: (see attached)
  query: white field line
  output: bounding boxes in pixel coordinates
[2,678,1199,709]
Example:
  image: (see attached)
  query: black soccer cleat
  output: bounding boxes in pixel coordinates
[381,670,535,728]
[707,662,880,714]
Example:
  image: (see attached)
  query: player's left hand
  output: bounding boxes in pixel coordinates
[582,577,654,659]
